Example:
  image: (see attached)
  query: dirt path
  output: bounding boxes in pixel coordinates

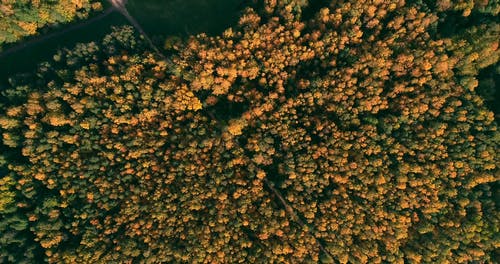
[0,8,115,59]
[1,0,166,61]
[108,0,167,60]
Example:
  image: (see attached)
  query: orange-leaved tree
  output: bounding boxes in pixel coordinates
[0,0,499,263]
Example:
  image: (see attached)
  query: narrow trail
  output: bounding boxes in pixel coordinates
[2,0,331,259]
[206,109,335,259]
[262,178,335,260]
[1,0,167,61]
[108,0,168,61]
[0,7,115,59]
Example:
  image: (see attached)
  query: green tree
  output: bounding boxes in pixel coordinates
[0,0,499,263]
[0,0,103,49]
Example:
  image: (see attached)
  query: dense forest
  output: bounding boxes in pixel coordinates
[0,0,499,263]
[0,0,103,49]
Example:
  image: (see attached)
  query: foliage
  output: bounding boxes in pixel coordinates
[435,0,500,16]
[0,0,103,48]
[0,0,499,263]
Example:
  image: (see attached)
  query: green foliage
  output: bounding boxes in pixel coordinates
[0,0,499,263]
[0,175,16,213]
[0,171,41,263]
[0,0,103,49]
[435,0,500,16]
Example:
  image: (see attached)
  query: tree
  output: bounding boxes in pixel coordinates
[0,0,103,49]
[0,0,499,262]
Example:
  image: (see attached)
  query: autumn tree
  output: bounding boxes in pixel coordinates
[0,0,499,263]
[0,0,103,49]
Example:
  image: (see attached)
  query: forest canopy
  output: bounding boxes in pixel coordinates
[0,0,499,263]
[0,0,102,49]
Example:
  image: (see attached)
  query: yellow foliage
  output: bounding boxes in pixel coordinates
[227,119,247,136]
